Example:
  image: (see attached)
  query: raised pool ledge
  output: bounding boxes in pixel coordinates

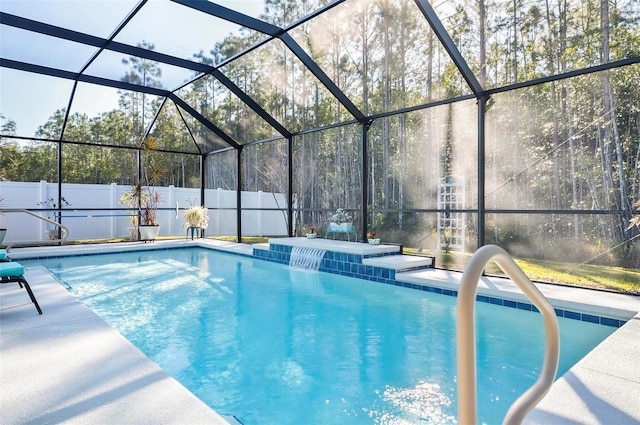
[254,237,433,284]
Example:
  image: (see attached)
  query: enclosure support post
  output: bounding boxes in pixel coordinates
[57,82,78,243]
[236,147,243,242]
[477,95,489,248]
[200,154,205,206]
[56,140,63,243]
[287,136,294,237]
[136,148,142,240]
[361,121,371,242]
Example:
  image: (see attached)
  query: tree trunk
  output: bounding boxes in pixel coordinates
[383,0,391,210]
[601,0,630,244]
[564,86,579,239]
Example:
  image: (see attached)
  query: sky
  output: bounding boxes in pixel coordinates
[0,0,267,138]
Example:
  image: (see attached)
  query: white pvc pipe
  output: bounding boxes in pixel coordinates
[457,245,560,425]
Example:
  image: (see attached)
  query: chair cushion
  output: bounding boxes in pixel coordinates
[0,262,25,277]
[0,249,7,260]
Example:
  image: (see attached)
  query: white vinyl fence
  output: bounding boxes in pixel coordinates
[0,181,288,244]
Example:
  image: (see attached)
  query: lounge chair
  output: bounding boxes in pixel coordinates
[0,249,9,262]
[0,262,42,315]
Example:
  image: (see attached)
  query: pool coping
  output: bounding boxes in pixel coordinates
[2,239,639,424]
[0,261,231,424]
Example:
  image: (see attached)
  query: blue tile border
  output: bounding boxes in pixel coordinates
[401,282,625,328]
[259,242,626,329]
[18,245,196,261]
[18,245,257,263]
[406,284,624,328]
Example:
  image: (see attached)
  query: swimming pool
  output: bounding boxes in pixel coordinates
[25,247,616,424]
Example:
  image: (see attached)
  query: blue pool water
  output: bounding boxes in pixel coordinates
[25,248,616,424]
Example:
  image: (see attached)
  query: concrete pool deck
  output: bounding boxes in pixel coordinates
[1,239,639,424]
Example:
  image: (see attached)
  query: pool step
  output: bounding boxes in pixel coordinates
[363,254,433,272]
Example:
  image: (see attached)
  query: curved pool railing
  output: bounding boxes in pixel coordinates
[457,245,560,425]
[1,208,69,251]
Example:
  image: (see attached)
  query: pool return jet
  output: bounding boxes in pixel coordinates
[456,244,560,425]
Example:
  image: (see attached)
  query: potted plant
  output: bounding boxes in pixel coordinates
[120,178,165,242]
[367,230,380,245]
[328,208,353,232]
[326,208,358,241]
[120,137,167,242]
[139,189,162,241]
[306,226,317,239]
[183,205,209,239]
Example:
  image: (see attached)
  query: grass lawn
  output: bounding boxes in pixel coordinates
[404,248,640,295]
[503,258,640,294]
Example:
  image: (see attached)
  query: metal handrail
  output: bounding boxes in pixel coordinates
[457,245,560,425]
[1,208,69,251]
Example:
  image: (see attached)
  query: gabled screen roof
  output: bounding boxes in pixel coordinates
[1,0,638,153]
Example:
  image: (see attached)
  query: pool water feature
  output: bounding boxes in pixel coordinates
[289,246,326,270]
[24,248,616,424]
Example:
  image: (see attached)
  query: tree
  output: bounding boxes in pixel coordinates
[120,41,164,145]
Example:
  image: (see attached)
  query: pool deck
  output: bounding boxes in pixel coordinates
[1,238,639,424]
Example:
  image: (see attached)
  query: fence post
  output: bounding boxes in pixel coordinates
[110,183,117,238]
[168,185,175,237]
[258,190,263,237]
[216,188,221,235]
[39,180,48,241]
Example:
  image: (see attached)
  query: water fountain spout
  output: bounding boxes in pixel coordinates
[289,247,326,270]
